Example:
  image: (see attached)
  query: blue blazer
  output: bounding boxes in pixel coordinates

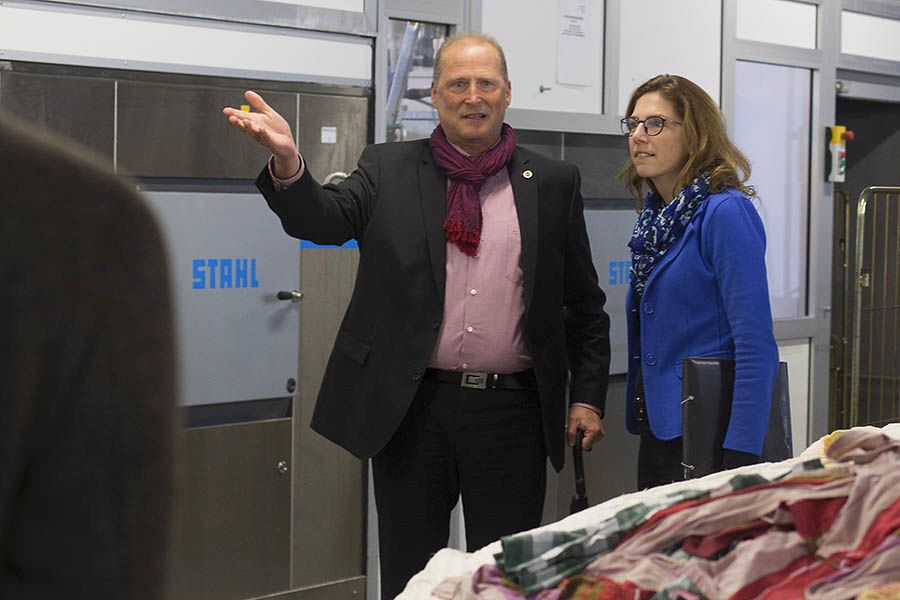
[625,189,778,455]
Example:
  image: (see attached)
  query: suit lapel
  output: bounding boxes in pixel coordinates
[508,148,538,318]
[417,142,447,306]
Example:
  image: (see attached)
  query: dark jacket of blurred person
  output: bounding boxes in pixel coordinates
[0,115,175,599]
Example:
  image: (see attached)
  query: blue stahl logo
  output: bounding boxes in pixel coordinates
[608,260,632,286]
[192,258,260,289]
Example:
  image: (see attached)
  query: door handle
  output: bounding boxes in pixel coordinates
[276,290,303,302]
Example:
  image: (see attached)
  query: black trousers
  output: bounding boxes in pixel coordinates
[637,419,684,491]
[634,365,684,490]
[371,377,546,600]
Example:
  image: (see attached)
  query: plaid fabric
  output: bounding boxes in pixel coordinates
[496,459,828,594]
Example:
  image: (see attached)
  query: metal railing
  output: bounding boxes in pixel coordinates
[850,186,900,427]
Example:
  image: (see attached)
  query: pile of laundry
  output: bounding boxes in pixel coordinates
[431,426,900,600]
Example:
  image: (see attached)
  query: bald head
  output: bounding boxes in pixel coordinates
[433,33,508,85]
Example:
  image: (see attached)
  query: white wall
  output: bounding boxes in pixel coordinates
[273,0,364,11]
[842,10,900,63]
[0,2,371,83]
[733,60,812,321]
[481,0,605,115]
[736,0,817,49]
[618,0,721,114]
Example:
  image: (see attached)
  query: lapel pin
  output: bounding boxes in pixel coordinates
[523,169,533,179]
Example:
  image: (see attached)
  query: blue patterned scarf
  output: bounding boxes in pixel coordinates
[629,174,711,296]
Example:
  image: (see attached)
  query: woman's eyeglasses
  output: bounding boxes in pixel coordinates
[620,116,682,137]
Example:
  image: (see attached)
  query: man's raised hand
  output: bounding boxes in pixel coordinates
[223,90,300,179]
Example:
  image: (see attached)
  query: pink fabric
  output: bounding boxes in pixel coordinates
[785,495,847,539]
[751,497,900,600]
[680,518,772,559]
[430,123,518,257]
[582,475,858,598]
[806,536,900,600]
[429,162,532,374]
[269,154,305,190]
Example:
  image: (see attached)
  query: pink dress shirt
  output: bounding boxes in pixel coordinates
[427,164,532,374]
[269,150,532,374]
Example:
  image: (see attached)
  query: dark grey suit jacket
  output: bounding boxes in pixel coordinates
[258,138,609,471]
[0,116,175,599]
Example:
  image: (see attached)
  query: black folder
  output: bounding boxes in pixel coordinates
[681,358,791,479]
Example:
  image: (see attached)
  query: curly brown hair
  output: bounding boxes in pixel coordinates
[618,74,755,208]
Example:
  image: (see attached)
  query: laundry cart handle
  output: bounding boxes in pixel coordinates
[569,428,589,514]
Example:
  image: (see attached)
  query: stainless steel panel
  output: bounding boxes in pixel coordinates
[53,0,377,37]
[384,0,464,22]
[516,129,563,161]
[0,71,114,162]
[117,82,297,178]
[564,132,631,201]
[142,191,300,406]
[184,397,292,428]
[294,248,366,586]
[836,79,900,103]
[584,209,639,376]
[167,419,292,600]
[296,94,369,182]
[249,576,366,600]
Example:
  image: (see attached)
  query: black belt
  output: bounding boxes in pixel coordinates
[424,368,536,390]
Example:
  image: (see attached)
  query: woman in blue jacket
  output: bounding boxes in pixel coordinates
[619,74,778,490]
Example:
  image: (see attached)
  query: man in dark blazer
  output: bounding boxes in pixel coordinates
[0,115,176,600]
[225,33,610,599]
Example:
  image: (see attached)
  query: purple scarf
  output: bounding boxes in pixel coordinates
[429,123,517,256]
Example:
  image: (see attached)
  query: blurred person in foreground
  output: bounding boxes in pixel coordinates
[0,114,176,599]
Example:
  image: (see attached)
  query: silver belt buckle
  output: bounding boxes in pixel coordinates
[461,371,488,389]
